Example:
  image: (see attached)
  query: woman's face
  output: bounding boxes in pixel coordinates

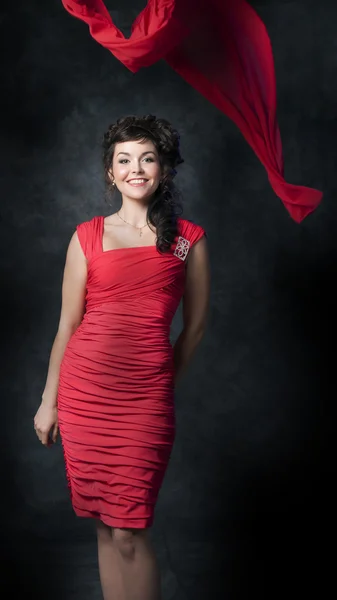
[111,139,162,202]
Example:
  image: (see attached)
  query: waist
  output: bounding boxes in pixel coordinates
[84,301,170,331]
[67,315,172,357]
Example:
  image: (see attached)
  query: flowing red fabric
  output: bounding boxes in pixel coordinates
[61,0,323,222]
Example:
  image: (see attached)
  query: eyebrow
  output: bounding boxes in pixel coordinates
[117,151,157,157]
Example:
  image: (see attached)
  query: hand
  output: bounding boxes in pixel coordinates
[34,402,58,447]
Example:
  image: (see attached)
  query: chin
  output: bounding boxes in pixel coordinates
[126,190,152,201]
[122,185,157,201]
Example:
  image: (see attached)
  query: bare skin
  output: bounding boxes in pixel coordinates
[33,139,210,600]
[97,522,161,600]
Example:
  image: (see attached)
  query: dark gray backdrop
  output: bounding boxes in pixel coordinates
[1,1,335,598]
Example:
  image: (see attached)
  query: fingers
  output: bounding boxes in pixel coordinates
[34,420,58,447]
[34,427,49,446]
[41,432,50,446]
[52,422,59,443]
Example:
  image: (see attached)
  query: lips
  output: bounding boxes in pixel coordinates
[127,179,148,183]
[127,179,149,186]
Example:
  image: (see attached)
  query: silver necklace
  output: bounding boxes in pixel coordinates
[116,211,148,237]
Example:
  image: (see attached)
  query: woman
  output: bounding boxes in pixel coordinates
[33,114,210,600]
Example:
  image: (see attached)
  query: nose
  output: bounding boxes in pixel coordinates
[131,159,145,174]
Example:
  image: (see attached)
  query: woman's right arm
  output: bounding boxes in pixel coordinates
[34,230,87,445]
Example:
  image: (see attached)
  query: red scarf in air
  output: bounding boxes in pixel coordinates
[61,0,323,222]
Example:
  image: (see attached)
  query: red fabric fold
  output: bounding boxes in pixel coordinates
[61,0,323,222]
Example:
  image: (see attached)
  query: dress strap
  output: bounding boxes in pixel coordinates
[173,218,206,261]
[76,216,104,261]
[177,218,206,247]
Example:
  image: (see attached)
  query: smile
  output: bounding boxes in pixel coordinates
[127,179,148,186]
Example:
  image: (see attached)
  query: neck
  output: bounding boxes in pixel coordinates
[119,198,150,227]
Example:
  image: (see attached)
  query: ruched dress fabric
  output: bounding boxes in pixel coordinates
[57,215,206,529]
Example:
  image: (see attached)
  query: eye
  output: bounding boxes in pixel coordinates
[143,157,155,163]
[118,159,129,164]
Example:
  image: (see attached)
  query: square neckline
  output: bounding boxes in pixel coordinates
[101,216,159,253]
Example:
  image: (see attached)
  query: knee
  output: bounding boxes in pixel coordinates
[96,520,113,544]
[113,528,145,560]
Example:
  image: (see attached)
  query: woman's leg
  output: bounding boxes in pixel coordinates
[96,520,125,600]
[112,527,162,600]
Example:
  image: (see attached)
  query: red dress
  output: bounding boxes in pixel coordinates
[57,215,206,529]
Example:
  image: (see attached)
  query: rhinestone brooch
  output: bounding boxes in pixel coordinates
[174,236,191,261]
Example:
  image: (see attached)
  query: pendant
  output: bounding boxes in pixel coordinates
[140,230,142,237]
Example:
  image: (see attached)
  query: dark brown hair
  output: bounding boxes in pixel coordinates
[102,115,184,253]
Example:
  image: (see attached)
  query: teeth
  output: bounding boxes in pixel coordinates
[129,179,147,184]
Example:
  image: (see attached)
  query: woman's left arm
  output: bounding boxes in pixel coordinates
[173,235,211,384]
